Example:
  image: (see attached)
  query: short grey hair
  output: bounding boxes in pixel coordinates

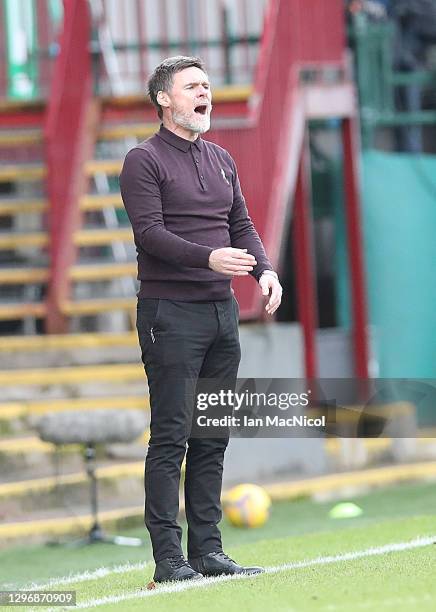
[147,55,206,119]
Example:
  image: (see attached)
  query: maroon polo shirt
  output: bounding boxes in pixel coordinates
[119,124,273,301]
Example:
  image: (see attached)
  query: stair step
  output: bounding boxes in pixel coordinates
[3,457,436,543]
[0,227,132,250]
[0,98,44,112]
[0,194,123,217]
[0,198,47,216]
[61,297,136,316]
[70,261,136,281]
[0,363,144,387]
[0,302,46,321]
[0,267,48,284]
[0,436,59,455]
[0,130,43,147]
[98,122,158,141]
[0,231,48,249]
[0,460,144,498]
[0,262,136,284]
[0,504,144,541]
[80,193,123,210]
[86,159,123,176]
[74,227,132,246]
[21,436,410,467]
[3,436,435,491]
[0,394,148,420]
[0,331,137,352]
[0,163,46,182]
[0,297,136,321]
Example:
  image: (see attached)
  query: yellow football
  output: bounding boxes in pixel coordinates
[223,483,271,528]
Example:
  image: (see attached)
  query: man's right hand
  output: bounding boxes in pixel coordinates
[209,248,257,276]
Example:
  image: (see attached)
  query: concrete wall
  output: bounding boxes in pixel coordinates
[224,323,327,484]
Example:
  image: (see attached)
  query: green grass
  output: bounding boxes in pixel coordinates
[1,481,436,610]
[96,520,436,612]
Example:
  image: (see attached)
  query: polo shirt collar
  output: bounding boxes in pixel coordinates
[158,124,203,152]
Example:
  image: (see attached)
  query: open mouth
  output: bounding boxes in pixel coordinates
[194,104,208,115]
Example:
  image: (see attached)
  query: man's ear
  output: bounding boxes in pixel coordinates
[157,91,170,109]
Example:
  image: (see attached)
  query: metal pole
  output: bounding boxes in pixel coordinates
[220,3,232,84]
[342,116,369,379]
[293,137,319,379]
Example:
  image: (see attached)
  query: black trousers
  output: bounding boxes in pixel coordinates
[136,296,241,562]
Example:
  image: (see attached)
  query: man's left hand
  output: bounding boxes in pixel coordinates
[259,272,282,315]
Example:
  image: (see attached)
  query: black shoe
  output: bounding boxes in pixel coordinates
[189,551,264,577]
[153,555,203,583]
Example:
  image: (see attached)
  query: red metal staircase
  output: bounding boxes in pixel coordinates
[0,0,369,378]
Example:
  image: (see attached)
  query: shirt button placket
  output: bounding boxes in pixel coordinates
[193,151,206,190]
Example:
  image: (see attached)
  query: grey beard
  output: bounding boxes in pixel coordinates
[172,109,210,134]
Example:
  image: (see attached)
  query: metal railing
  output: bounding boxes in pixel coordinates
[350,13,436,148]
[89,0,266,96]
[0,0,266,102]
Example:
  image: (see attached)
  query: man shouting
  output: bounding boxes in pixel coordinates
[120,56,282,584]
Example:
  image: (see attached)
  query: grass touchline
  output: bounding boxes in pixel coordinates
[34,534,436,611]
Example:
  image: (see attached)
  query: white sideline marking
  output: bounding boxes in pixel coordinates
[23,560,150,591]
[39,534,434,610]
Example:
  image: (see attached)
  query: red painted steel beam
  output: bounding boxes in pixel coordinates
[210,0,347,322]
[342,117,369,378]
[293,138,319,378]
[44,0,94,333]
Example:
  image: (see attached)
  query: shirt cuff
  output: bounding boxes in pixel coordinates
[257,269,278,282]
[182,243,214,269]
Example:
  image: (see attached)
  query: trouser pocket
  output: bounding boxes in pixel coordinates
[136,298,162,363]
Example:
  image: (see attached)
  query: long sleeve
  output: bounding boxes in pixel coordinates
[227,154,274,280]
[119,148,213,269]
